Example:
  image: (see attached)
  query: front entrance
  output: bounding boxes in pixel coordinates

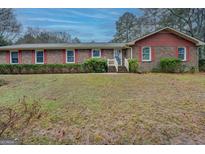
[114,49,122,65]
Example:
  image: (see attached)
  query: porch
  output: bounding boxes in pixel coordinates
[107,48,131,72]
[107,58,129,73]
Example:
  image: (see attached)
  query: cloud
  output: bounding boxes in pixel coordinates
[15,8,141,42]
[27,17,81,24]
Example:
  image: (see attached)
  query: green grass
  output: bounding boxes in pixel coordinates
[0,73,205,144]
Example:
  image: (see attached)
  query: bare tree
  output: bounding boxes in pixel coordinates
[16,27,81,44]
[0,9,21,45]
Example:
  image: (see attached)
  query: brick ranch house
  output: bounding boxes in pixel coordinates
[0,27,204,72]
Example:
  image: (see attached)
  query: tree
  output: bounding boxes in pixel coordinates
[0,9,21,46]
[140,9,205,41]
[112,12,139,43]
[140,9,205,59]
[72,37,81,43]
[16,27,81,44]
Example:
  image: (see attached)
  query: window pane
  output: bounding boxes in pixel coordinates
[143,48,150,54]
[11,52,18,63]
[93,50,100,57]
[67,57,74,62]
[178,54,184,60]
[67,51,74,57]
[142,47,150,60]
[67,51,74,62]
[36,51,44,63]
[143,54,150,60]
[178,48,185,60]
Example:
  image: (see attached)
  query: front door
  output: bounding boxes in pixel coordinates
[114,49,122,65]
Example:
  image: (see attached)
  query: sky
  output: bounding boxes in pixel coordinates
[15,8,142,42]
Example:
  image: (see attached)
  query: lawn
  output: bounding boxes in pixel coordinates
[0,73,205,144]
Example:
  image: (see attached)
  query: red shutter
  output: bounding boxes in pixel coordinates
[89,49,92,58]
[32,50,35,64]
[151,47,154,62]
[18,50,22,64]
[62,49,66,64]
[176,47,178,59]
[138,46,142,63]
[6,50,10,64]
[186,47,190,62]
[75,49,78,63]
[44,49,47,64]
[101,49,104,58]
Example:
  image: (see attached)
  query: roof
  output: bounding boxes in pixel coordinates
[0,27,204,50]
[127,27,205,46]
[0,43,126,50]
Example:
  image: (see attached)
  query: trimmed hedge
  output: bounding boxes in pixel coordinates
[160,58,182,73]
[199,59,205,72]
[128,59,139,73]
[0,64,84,74]
[83,58,107,73]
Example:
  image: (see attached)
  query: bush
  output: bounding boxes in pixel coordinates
[83,58,107,73]
[0,64,83,74]
[199,59,205,72]
[189,66,197,73]
[160,58,182,73]
[128,59,139,73]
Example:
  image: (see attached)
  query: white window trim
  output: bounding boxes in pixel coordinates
[142,46,152,62]
[92,49,101,58]
[35,50,44,64]
[10,50,19,64]
[178,47,186,61]
[66,49,75,63]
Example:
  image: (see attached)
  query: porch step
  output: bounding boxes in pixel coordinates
[108,66,117,72]
[118,66,128,73]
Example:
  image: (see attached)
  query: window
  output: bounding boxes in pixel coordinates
[142,47,151,61]
[178,47,186,61]
[92,49,101,58]
[35,51,44,64]
[66,50,75,63]
[10,51,19,64]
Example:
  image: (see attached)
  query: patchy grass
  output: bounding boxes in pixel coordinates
[0,79,8,87]
[0,73,205,144]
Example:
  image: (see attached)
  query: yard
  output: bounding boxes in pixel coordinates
[0,73,205,144]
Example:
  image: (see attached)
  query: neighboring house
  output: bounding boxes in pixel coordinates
[0,27,204,72]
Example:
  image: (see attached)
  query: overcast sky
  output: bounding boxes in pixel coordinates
[15,8,142,42]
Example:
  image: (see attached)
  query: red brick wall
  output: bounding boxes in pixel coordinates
[132,30,198,72]
[46,49,64,64]
[0,51,7,64]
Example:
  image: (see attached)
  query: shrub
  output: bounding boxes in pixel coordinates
[189,66,197,73]
[83,58,107,73]
[128,59,139,73]
[199,59,205,72]
[0,64,83,74]
[160,58,182,73]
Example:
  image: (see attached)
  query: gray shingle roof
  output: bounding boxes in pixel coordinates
[0,43,126,50]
